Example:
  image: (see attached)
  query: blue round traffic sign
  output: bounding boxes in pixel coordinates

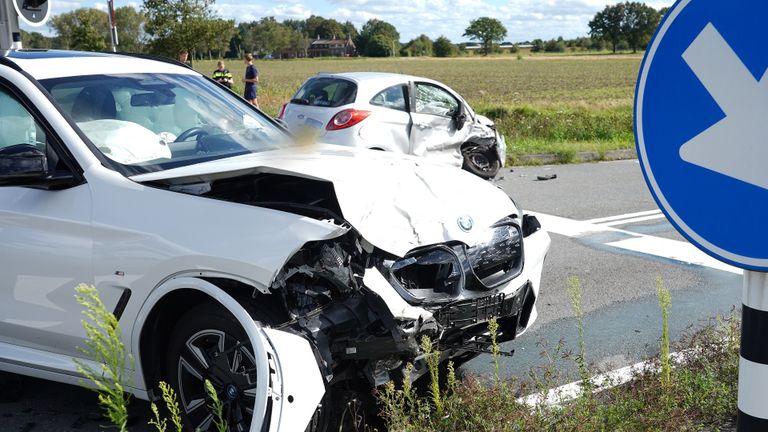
[636,0,768,271]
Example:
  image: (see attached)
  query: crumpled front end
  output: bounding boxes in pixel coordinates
[136,149,548,429]
[262,209,550,417]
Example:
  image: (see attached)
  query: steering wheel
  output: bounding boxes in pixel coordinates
[175,127,209,143]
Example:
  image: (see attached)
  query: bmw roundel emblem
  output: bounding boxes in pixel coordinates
[457,215,474,232]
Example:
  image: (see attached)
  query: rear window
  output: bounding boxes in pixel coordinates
[291,77,357,108]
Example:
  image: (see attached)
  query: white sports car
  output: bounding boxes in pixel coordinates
[279,72,507,179]
[0,50,549,431]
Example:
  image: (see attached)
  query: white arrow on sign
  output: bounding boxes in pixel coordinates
[680,23,768,190]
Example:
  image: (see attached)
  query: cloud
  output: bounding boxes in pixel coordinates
[323,0,675,41]
[213,0,314,23]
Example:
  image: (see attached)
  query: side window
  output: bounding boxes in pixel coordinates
[370,85,407,111]
[0,87,47,152]
[414,83,459,117]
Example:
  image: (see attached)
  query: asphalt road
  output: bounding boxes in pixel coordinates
[0,160,743,431]
[461,160,742,383]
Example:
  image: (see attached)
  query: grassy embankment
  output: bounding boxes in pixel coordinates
[378,280,739,432]
[194,55,641,165]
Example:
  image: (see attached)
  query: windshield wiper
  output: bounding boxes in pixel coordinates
[290,98,310,105]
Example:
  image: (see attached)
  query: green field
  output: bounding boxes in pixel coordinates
[194,55,643,163]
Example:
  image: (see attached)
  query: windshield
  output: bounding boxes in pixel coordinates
[41,73,291,175]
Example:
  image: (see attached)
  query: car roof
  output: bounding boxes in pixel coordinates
[311,72,455,101]
[316,72,440,86]
[3,49,197,80]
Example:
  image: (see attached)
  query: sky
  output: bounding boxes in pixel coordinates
[27,0,676,42]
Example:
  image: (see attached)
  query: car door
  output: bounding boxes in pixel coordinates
[0,82,95,359]
[408,82,471,167]
[360,83,411,153]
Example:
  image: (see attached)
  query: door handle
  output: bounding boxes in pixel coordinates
[414,122,429,129]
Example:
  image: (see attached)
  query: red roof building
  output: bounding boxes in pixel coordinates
[308,36,356,57]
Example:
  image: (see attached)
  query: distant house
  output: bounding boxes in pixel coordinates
[308,36,356,57]
[462,41,519,54]
[517,43,534,54]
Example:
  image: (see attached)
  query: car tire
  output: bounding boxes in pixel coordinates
[462,146,501,179]
[166,304,259,432]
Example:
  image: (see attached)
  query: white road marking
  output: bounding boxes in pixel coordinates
[585,209,662,225]
[518,348,695,407]
[599,213,667,227]
[530,210,742,275]
[531,212,628,238]
[607,236,741,275]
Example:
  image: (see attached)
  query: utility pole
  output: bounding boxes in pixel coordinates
[107,0,118,52]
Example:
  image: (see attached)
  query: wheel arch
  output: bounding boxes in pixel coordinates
[131,277,272,416]
[132,275,326,432]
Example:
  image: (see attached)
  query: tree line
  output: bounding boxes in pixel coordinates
[589,2,666,53]
[20,0,668,58]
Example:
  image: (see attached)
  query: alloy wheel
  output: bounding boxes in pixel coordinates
[176,329,258,432]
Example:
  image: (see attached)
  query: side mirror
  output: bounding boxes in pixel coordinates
[0,144,47,186]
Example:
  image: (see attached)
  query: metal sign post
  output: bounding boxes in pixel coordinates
[634,1,768,430]
[739,272,768,428]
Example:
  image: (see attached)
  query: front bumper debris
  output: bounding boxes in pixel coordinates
[434,281,533,330]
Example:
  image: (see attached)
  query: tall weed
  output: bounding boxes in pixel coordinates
[74,284,132,432]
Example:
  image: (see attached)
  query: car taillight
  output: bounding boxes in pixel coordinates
[277,103,288,120]
[326,109,370,131]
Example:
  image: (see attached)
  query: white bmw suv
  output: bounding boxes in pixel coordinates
[0,50,550,432]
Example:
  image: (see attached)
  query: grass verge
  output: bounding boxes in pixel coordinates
[378,278,739,431]
[476,104,635,165]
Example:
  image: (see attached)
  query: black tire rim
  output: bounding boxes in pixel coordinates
[177,329,257,432]
[469,152,492,172]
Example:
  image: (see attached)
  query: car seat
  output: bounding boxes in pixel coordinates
[314,89,330,106]
[71,86,117,122]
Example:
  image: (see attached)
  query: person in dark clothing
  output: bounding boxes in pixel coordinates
[212,61,233,89]
[178,49,191,67]
[242,53,259,108]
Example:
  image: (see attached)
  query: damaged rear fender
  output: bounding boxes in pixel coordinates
[132,277,326,432]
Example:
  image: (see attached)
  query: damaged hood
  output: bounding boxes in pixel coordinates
[132,145,518,257]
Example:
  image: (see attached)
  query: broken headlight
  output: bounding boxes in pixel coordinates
[465,217,523,287]
[381,216,524,304]
[387,246,464,304]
